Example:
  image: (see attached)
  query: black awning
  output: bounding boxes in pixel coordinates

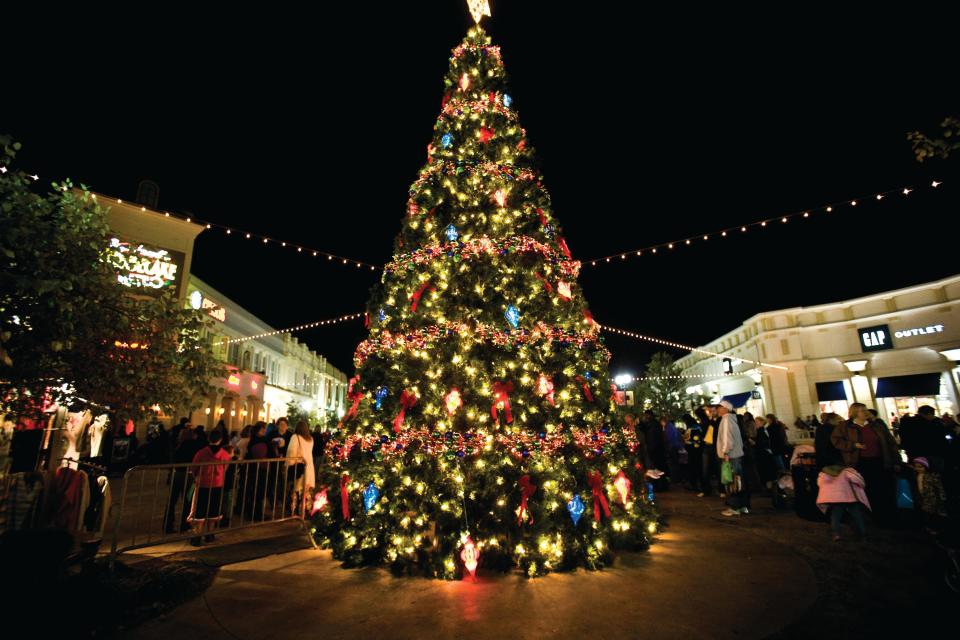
[722,391,754,408]
[875,373,942,398]
[815,381,848,402]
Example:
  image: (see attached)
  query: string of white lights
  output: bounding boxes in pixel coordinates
[584,179,944,266]
[598,324,789,371]
[628,372,750,382]
[222,312,366,345]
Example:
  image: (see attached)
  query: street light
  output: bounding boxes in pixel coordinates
[939,349,960,362]
[614,374,634,388]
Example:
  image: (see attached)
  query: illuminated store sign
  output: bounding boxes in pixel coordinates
[858,324,892,352]
[107,237,183,293]
[894,324,945,339]
[189,290,227,322]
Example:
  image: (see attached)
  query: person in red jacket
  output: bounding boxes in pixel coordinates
[190,430,232,545]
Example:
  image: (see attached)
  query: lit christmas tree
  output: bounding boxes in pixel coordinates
[312,12,658,579]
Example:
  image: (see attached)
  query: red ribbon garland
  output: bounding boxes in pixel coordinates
[534,272,553,293]
[518,475,537,525]
[394,389,418,433]
[340,474,351,520]
[410,281,435,312]
[587,471,611,522]
[491,381,514,424]
[537,208,548,227]
[575,376,594,402]
[558,237,572,259]
[346,375,363,419]
[364,312,370,329]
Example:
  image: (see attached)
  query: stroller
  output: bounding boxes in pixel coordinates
[786,445,827,521]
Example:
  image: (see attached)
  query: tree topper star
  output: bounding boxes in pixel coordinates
[467,0,491,24]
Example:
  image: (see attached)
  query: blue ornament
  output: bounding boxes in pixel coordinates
[505,305,520,328]
[441,133,454,148]
[600,427,609,435]
[503,94,512,108]
[445,224,458,242]
[394,443,403,451]
[568,495,585,526]
[363,482,380,513]
[375,386,389,410]
[378,308,387,322]
[646,482,655,503]
[380,435,389,443]
[456,450,465,458]
[538,432,546,440]
[331,446,340,456]
[584,372,593,380]
[521,449,530,458]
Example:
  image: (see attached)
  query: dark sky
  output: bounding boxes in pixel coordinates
[6,2,959,376]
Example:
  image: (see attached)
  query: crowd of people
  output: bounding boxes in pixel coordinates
[143,416,325,546]
[625,402,960,542]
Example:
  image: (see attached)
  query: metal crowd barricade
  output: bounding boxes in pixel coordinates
[108,456,314,567]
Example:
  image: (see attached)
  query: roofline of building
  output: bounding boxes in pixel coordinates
[677,272,960,364]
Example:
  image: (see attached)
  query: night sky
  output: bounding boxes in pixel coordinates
[6,2,959,377]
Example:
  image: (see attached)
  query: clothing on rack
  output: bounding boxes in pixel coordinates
[51,467,90,531]
[0,472,44,531]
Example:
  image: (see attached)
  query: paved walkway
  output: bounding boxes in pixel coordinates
[130,492,818,640]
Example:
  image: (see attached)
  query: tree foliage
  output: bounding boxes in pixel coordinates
[635,352,690,418]
[0,135,222,421]
[908,116,960,162]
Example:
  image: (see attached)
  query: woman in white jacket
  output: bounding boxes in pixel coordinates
[285,421,316,515]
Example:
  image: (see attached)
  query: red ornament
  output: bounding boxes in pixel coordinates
[534,272,553,293]
[518,475,537,525]
[461,536,480,578]
[410,281,435,312]
[311,488,329,516]
[394,389,418,433]
[445,388,463,416]
[587,471,611,522]
[613,470,632,505]
[491,380,514,424]
[478,127,495,143]
[340,474,351,520]
[346,376,363,419]
[537,374,555,406]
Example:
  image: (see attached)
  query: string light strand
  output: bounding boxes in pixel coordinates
[584,179,945,266]
[223,312,366,345]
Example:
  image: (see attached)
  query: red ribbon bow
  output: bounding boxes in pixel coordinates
[410,281,435,312]
[346,376,363,419]
[518,475,537,525]
[558,237,572,259]
[582,308,597,327]
[534,272,553,293]
[587,471,611,522]
[340,474,351,520]
[364,312,370,328]
[537,208,548,227]
[491,381,514,424]
[575,376,594,402]
[394,389,418,433]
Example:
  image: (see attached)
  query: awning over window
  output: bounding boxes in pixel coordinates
[721,391,754,408]
[815,381,848,402]
[875,373,942,398]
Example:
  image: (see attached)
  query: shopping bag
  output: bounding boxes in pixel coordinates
[896,477,914,509]
[721,460,734,485]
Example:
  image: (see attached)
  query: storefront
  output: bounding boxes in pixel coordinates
[678,274,960,426]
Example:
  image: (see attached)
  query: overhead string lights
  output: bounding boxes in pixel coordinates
[584,179,946,267]
[223,312,365,345]
[598,324,788,371]
[83,192,379,272]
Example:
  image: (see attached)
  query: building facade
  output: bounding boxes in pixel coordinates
[97,189,348,434]
[676,275,960,425]
[185,277,349,432]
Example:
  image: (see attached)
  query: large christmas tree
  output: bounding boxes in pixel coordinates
[312,18,658,579]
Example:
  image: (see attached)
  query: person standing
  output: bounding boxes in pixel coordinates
[717,400,748,516]
[164,428,202,534]
[189,430,232,545]
[682,413,704,492]
[285,421,316,516]
[831,403,899,526]
[767,414,789,473]
[698,406,720,497]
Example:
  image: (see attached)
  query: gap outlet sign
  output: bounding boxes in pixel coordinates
[858,324,893,352]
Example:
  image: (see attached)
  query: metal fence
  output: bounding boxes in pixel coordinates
[108,456,315,566]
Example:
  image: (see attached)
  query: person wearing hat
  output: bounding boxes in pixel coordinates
[717,400,748,516]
